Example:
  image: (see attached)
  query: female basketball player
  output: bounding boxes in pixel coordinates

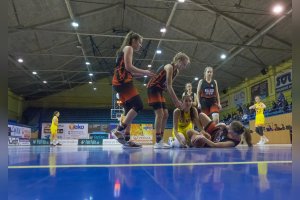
[50,111,61,146]
[147,52,190,148]
[249,96,269,145]
[191,112,253,148]
[182,83,198,107]
[172,95,211,148]
[196,66,222,123]
[111,31,155,148]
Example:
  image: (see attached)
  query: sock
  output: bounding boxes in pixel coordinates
[125,132,130,142]
[117,123,127,132]
[156,133,162,143]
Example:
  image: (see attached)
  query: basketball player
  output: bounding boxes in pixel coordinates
[196,66,222,123]
[111,31,155,148]
[147,52,190,148]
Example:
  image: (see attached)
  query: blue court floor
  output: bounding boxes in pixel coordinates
[8,145,292,200]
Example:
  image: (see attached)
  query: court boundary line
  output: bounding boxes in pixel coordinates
[8,160,292,169]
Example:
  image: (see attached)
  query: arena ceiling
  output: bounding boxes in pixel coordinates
[8,0,292,100]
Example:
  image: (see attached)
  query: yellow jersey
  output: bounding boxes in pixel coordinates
[172,111,193,139]
[255,102,265,126]
[50,116,58,134]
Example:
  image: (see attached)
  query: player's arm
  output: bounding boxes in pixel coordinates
[123,46,154,76]
[196,79,203,109]
[214,80,222,109]
[165,65,182,109]
[204,139,235,148]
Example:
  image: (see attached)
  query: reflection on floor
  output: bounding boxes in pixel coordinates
[8,145,292,200]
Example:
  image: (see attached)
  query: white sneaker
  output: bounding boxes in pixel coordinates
[264,138,269,143]
[154,140,171,149]
[257,140,263,145]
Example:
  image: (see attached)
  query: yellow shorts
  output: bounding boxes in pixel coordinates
[50,126,58,135]
[172,123,193,140]
[255,114,265,126]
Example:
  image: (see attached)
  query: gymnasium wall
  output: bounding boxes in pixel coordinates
[220,59,292,118]
[25,77,174,109]
[8,89,25,121]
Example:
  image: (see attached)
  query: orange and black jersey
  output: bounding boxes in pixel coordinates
[147,64,178,89]
[205,122,241,147]
[112,51,133,86]
[199,79,217,99]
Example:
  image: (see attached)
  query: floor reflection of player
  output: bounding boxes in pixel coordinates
[257,162,270,192]
[108,149,144,199]
[48,150,57,177]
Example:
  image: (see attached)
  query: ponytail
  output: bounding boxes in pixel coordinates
[116,31,143,55]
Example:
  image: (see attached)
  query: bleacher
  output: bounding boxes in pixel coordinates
[22,107,174,128]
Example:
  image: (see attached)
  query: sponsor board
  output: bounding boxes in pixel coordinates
[8,125,31,138]
[30,139,50,145]
[102,139,122,146]
[275,69,292,93]
[18,138,31,146]
[42,123,89,139]
[78,139,102,145]
[90,133,109,140]
[8,137,19,145]
[58,139,78,146]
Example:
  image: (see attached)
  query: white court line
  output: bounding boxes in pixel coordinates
[8,160,292,169]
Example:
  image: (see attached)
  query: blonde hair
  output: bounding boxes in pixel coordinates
[203,66,213,79]
[116,31,143,55]
[171,52,190,65]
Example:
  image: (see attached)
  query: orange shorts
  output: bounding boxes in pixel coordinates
[204,121,218,135]
[147,87,166,110]
[201,104,219,116]
[113,82,139,103]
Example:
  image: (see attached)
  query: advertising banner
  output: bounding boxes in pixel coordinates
[41,123,89,139]
[275,69,292,93]
[130,124,153,144]
[8,125,31,139]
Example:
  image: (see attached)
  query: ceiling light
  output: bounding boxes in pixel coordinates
[17,58,23,63]
[89,81,92,84]
[147,64,152,68]
[160,27,166,33]
[43,81,47,84]
[220,54,226,59]
[85,62,90,65]
[144,75,147,78]
[156,50,162,54]
[93,88,97,90]
[178,0,185,2]
[32,71,37,75]
[194,77,199,81]
[143,83,146,86]
[89,73,93,76]
[272,4,284,14]
[71,21,79,28]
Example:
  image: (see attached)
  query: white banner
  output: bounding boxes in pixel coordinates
[8,125,31,139]
[275,69,292,93]
[41,123,89,139]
